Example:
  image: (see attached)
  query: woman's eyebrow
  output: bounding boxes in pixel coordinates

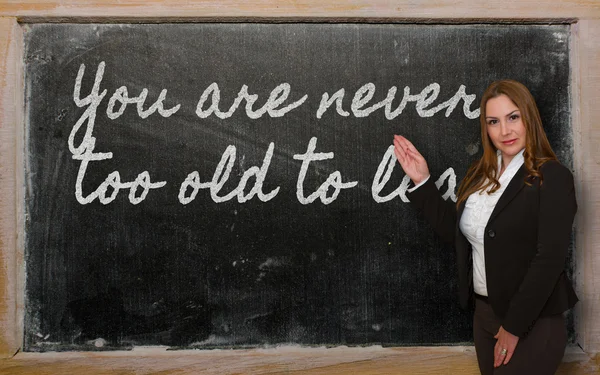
[486,110,520,120]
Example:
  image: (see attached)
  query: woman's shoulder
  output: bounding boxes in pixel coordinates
[539,159,572,174]
[539,160,574,185]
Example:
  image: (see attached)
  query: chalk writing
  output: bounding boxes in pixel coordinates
[293,137,358,205]
[317,83,480,119]
[68,62,467,206]
[196,82,308,119]
[69,62,167,205]
[372,145,457,203]
[178,142,280,204]
[107,86,180,120]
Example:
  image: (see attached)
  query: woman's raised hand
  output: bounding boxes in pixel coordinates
[393,135,430,185]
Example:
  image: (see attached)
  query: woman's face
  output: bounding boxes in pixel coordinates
[485,94,527,165]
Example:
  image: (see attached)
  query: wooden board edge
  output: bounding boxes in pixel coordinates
[0,345,597,374]
[0,7,596,366]
[0,16,23,358]
[579,19,600,354]
[14,17,25,360]
[570,18,585,351]
[0,1,599,20]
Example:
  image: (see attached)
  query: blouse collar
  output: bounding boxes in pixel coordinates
[496,148,525,176]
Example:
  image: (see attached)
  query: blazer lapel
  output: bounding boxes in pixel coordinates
[456,199,468,247]
[487,165,527,224]
[455,198,472,309]
[457,199,466,230]
[458,199,466,216]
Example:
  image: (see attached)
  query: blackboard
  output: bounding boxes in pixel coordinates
[23,23,572,351]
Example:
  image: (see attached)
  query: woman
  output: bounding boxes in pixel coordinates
[393,80,578,375]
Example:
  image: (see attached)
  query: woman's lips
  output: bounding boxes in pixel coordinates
[502,139,517,145]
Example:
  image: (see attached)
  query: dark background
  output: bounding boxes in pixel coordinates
[23,23,572,350]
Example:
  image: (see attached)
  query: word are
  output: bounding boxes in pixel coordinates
[196,82,308,119]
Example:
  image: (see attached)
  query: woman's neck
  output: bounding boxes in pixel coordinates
[498,148,525,178]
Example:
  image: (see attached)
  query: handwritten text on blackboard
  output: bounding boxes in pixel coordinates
[69,62,477,206]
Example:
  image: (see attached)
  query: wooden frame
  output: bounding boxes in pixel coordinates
[1,2,599,373]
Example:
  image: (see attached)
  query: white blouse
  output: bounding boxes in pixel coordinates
[459,149,525,296]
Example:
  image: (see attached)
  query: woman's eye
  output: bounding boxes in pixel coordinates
[487,119,498,125]
[509,114,520,121]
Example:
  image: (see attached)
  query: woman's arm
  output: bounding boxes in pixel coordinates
[393,135,458,243]
[502,161,577,337]
[405,176,458,243]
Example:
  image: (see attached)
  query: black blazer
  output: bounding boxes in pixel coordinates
[406,160,578,338]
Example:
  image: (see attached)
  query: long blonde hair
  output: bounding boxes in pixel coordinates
[456,80,557,207]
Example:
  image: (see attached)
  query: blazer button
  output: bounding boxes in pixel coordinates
[488,229,496,238]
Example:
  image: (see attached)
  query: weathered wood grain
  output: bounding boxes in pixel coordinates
[0,0,598,20]
[575,19,600,354]
[0,347,597,375]
[0,1,599,373]
[0,16,23,359]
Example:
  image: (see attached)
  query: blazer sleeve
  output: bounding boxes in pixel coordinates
[502,161,577,337]
[405,177,457,244]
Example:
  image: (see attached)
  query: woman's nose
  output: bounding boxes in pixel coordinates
[500,121,511,136]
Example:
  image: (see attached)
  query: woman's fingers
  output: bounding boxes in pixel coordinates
[394,139,415,170]
[396,135,424,159]
[394,137,414,161]
[493,326,519,368]
[393,139,409,162]
[393,144,406,164]
[504,347,515,365]
[393,135,430,185]
[393,135,410,155]
[493,341,510,367]
[395,137,426,168]
[494,341,504,368]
